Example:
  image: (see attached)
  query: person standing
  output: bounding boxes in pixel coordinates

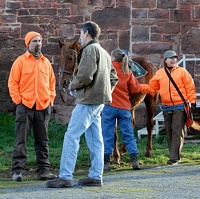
[140,50,197,165]
[46,21,118,188]
[102,49,141,171]
[8,31,57,181]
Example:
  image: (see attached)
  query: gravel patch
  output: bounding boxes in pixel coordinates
[1,164,200,199]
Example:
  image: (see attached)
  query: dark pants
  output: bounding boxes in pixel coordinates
[163,110,185,161]
[12,103,51,174]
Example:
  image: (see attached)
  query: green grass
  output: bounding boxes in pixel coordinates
[0,112,200,182]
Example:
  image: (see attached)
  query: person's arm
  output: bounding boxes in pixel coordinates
[140,75,160,95]
[140,84,151,94]
[128,72,140,94]
[8,59,22,104]
[184,70,197,104]
[48,61,56,106]
[110,66,118,92]
[69,52,96,91]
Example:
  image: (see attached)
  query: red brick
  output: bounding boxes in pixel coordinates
[148,9,169,19]
[194,6,200,18]
[132,9,147,18]
[92,7,130,31]
[132,42,172,54]
[164,22,180,34]
[132,0,156,8]
[157,0,177,9]
[182,28,200,54]
[150,34,162,42]
[102,0,115,7]
[0,0,6,7]
[170,9,191,22]
[132,27,149,42]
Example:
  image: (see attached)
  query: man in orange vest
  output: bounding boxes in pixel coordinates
[8,31,57,181]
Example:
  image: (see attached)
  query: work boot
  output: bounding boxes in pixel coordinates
[37,170,57,180]
[130,154,141,170]
[78,177,102,186]
[104,155,111,171]
[46,177,73,188]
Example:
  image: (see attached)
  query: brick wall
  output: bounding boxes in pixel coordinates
[0,0,200,125]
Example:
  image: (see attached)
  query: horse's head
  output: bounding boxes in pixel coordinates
[59,39,80,103]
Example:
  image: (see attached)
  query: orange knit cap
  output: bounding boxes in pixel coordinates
[25,31,42,47]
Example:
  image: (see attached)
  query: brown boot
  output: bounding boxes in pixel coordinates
[130,154,141,170]
[46,177,73,188]
[78,177,102,186]
[37,170,57,180]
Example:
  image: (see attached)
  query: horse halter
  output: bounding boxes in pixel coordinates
[60,46,78,80]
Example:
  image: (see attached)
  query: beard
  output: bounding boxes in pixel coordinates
[28,45,42,58]
[35,45,41,53]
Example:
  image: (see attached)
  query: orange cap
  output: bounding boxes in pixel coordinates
[25,31,42,47]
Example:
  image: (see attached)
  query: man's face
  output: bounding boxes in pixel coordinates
[79,29,88,48]
[28,36,42,53]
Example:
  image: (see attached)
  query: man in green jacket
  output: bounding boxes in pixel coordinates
[46,21,118,188]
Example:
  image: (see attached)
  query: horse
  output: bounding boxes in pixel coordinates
[58,39,159,162]
[58,39,81,103]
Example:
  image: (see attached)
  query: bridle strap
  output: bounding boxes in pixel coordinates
[60,48,78,78]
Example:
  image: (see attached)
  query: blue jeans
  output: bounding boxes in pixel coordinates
[102,104,138,156]
[59,104,104,181]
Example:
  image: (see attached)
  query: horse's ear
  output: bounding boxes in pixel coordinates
[74,40,80,50]
[75,40,79,45]
[59,39,64,48]
[71,40,80,51]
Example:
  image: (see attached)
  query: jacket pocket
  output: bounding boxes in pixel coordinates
[40,68,49,83]
[21,68,33,83]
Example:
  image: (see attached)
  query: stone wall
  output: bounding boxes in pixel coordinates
[0,0,200,126]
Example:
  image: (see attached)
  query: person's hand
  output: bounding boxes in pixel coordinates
[68,83,73,92]
[191,103,197,113]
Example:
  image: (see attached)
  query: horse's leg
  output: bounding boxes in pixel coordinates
[119,142,127,155]
[144,94,158,157]
[113,119,120,164]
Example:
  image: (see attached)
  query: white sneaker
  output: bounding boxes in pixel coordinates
[12,172,23,182]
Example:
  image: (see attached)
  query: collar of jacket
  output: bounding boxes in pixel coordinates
[77,39,99,64]
[25,50,44,60]
[84,39,99,48]
[165,65,179,71]
[112,61,122,69]
[28,49,41,58]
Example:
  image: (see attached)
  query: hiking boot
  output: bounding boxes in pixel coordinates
[167,159,180,165]
[37,171,57,180]
[130,154,141,170]
[104,155,111,171]
[12,172,23,182]
[78,177,102,186]
[46,177,73,188]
